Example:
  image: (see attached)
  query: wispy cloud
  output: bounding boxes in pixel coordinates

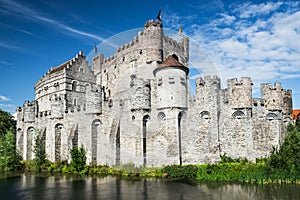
[0,95,10,101]
[0,0,107,43]
[0,42,18,49]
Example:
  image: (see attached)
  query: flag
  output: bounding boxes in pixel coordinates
[156,8,162,21]
[94,43,97,53]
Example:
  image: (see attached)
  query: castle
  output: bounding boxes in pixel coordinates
[16,20,293,166]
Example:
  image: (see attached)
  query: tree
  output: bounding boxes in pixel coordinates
[0,109,15,135]
[33,131,47,171]
[70,145,86,172]
[0,130,22,171]
[268,124,300,179]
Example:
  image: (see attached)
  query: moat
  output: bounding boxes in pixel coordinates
[0,174,299,200]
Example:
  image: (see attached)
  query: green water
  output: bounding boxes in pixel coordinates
[0,174,299,200]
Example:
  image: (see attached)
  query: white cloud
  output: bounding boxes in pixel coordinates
[183,1,300,90]
[0,95,10,101]
[232,2,284,18]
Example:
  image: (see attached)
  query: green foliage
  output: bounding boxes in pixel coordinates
[70,145,87,173]
[162,165,198,178]
[220,153,248,163]
[32,131,47,171]
[267,124,300,181]
[0,130,22,171]
[85,164,110,175]
[0,109,15,136]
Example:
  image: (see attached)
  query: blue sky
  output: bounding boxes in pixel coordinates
[0,0,300,114]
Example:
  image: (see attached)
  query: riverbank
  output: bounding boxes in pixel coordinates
[19,159,299,184]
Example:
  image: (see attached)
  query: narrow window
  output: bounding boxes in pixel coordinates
[158,77,162,86]
[26,127,34,160]
[92,120,101,165]
[168,77,175,84]
[72,81,77,91]
[55,124,63,162]
[73,98,77,106]
[142,115,150,166]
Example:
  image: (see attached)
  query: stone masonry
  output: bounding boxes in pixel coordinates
[16,19,293,166]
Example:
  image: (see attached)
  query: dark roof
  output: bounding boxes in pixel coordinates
[153,54,189,75]
[160,55,185,67]
[48,51,85,74]
[49,60,69,74]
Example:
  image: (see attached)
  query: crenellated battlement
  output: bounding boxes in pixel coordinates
[261,82,283,93]
[144,19,163,28]
[227,77,252,87]
[196,75,220,87]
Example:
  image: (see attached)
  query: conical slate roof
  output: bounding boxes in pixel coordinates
[154,54,189,75]
[160,54,185,67]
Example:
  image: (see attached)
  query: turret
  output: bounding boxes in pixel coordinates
[23,100,36,122]
[153,54,189,109]
[181,36,189,67]
[282,89,292,115]
[261,83,283,111]
[227,77,253,109]
[140,20,163,63]
[92,54,104,77]
[196,75,221,107]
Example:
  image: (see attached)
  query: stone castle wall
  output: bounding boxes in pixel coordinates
[16,20,293,166]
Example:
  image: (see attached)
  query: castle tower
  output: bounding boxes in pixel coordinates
[282,89,293,116]
[194,76,221,162]
[227,77,253,109]
[141,20,163,63]
[261,82,283,111]
[153,54,189,165]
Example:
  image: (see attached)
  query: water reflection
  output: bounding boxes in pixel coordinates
[0,174,299,200]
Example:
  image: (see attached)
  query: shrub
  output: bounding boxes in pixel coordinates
[70,145,86,173]
[163,165,197,178]
[0,130,22,171]
[33,131,47,171]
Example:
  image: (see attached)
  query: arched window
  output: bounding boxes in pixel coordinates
[85,83,91,92]
[232,110,245,119]
[92,119,101,165]
[266,113,279,120]
[17,128,23,157]
[72,81,78,91]
[200,111,211,119]
[27,127,35,160]
[55,124,63,162]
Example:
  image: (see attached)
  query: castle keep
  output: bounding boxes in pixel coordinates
[16,20,293,166]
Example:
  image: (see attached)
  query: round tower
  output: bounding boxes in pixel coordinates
[153,54,189,109]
